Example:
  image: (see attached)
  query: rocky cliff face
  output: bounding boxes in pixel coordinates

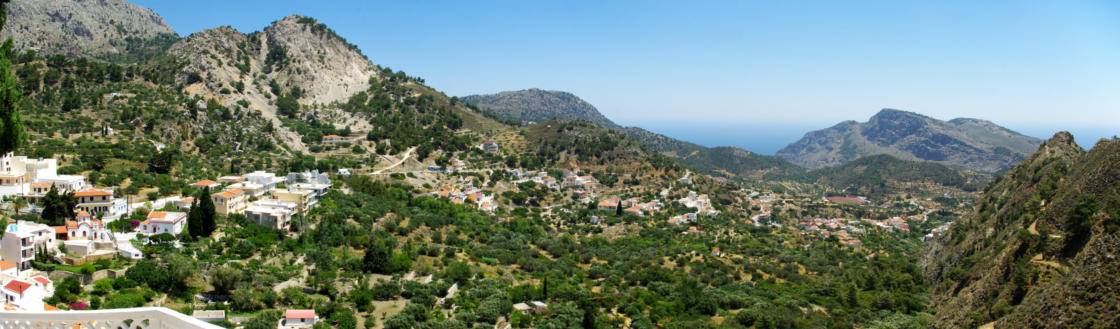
[776,109,1042,172]
[165,15,384,152]
[921,132,1120,328]
[461,89,618,128]
[1,0,176,61]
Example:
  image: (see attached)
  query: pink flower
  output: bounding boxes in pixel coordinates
[70,302,88,310]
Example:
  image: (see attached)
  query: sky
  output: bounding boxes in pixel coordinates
[133,0,1119,152]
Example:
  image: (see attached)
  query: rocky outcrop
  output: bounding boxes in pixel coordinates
[776,109,1042,172]
[1,0,176,60]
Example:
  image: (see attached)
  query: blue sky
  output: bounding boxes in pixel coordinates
[134,0,1118,143]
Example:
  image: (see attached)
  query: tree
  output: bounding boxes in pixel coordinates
[210,265,241,295]
[187,198,203,238]
[11,196,25,215]
[443,261,472,284]
[149,147,177,174]
[276,95,299,117]
[40,186,75,226]
[0,0,27,155]
[199,187,217,236]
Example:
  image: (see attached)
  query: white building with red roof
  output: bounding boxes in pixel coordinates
[1,278,45,311]
[279,309,318,328]
[64,211,109,241]
[140,211,187,236]
[74,188,127,217]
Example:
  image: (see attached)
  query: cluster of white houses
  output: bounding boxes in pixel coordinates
[0,157,335,311]
[0,152,127,219]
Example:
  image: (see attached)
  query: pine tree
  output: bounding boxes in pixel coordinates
[615,201,623,216]
[199,187,217,236]
[0,0,27,155]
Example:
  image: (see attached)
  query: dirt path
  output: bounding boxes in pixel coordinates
[372,147,416,174]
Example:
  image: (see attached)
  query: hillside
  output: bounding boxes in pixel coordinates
[786,154,991,198]
[1,0,178,62]
[776,109,1042,172]
[461,88,618,128]
[921,132,1120,328]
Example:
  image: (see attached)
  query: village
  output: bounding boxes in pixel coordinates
[0,151,331,322]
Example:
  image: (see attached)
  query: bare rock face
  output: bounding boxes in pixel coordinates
[776,109,1043,172]
[1,0,176,59]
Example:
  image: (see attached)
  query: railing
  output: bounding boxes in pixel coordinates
[0,307,223,329]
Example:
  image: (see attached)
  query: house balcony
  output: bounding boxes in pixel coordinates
[0,307,223,329]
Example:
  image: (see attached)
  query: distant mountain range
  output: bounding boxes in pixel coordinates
[461,89,619,128]
[777,109,1042,172]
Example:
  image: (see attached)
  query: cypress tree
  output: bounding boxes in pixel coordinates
[187,198,202,238]
[0,0,27,155]
[199,187,216,236]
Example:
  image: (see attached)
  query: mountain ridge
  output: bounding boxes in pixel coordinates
[777,108,1042,172]
[461,88,619,128]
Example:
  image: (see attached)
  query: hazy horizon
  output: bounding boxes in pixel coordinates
[628,119,1116,155]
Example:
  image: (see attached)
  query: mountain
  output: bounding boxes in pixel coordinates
[461,89,618,128]
[776,109,1042,172]
[1,0,178,62]
[921,132,1120,328]
[164,15,500,153]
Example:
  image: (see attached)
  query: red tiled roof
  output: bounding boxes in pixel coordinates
[191,180,218,187]
[285,309,316,319]
[0,260,15,271]
[33,276,51,285]
[3,280,31,294]
[74,189,111,197]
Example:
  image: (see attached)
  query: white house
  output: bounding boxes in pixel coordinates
[140,211,187,236]
[243,171,286,192]
[287,170,331,185]
[279,309,318,329]
[2,220,55,274]
[74,188,126,217]
[30,276,52,297]
[243,200,298,230]
[1,278,45,311]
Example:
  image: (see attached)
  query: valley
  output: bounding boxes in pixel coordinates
[0,1,1115,329]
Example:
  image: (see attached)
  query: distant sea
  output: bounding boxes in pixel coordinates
[629,121,833,155]
[629,121,1118,156]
